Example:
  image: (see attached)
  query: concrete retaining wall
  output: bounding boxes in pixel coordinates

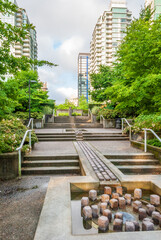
[0,152,19,180]
[131,140,161,162]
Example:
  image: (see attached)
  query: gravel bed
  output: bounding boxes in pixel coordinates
[0,176,50,240]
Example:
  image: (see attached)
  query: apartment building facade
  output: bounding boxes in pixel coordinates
[90,0,132,73]
[0,0,37,62]
[78,53,90,102]
[145,0,161,19]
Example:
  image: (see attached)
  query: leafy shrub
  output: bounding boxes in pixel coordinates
[58,113,69,116]
[0,117,38,154]
[14,111,44,120]
[147,139,161,148]
[42,106,53,115]
[72,112,81,116]
[132,114,161,133]
[91,106,100,115]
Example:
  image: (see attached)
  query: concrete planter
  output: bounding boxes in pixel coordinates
[91,114,97,123]
[0,152,19,180]
[103,119,115,128]
[131,140,161,163]
[33,119,44,129]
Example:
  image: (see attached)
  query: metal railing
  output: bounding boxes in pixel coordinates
[16,130,32,177]
[122,118,132,141]
[27,118,34,129]
[143,128,161,152]
[100,115,105,124]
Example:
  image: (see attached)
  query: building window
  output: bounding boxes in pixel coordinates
[112,8,127,13]
[112,13,127,18]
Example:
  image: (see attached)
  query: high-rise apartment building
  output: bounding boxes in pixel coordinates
[0,0,37,62]
[78,53,90,102]
[90,0,132,73]
[145,0,161,19]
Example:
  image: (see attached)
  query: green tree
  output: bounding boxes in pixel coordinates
[78,95,88,110]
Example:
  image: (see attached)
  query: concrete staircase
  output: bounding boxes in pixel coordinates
[36,133,76,141]
[22,155,80,175]
[83,132,129,141]
[44,116,103,128]
[105,153,161,175]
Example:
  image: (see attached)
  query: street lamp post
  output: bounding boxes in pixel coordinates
[29,80,37,120]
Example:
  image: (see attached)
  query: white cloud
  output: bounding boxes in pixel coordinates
[16,0,144,104]
[56,87,77,99]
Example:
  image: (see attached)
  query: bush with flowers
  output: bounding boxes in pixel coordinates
[0,117,38,154]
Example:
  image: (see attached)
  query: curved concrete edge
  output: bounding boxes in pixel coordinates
[34,176,161,240]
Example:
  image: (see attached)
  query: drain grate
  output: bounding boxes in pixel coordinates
[78,141,118,182]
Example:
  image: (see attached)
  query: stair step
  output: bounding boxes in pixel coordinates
[22,160,79,167]
[24,155,79,161]
[38,138,76,141]
[36,134,76,137]
[84,137,129,141]
[22,166,80,175]
[105,153,154,159]
[44,123,103,129]
[111,159,159,166]
[118,165,161,174]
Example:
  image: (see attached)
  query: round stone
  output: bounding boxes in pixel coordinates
[100,202,107,214]
[83,206,92,220]
[125,221,135,232]
[91,205,99,218]
[114,212,123,220]
[146,204,155,216]
[104,186,112,195]
[101,194,110,203]
[89,190,97,201]
[113,219,123,232]
[138,208,147,221]
[134,189,142,200]
[103,209,112,222]
[150,195,160,207]
[98,216,109,232]
[81,197,89,207]
[125,194,132,205]
[116,186,123,196]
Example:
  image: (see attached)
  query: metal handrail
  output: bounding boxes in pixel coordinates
[100,115,105,124]
[27,118,34,129]
[16,130,32,177]
[143,128,161,152]
[122,118,132,141]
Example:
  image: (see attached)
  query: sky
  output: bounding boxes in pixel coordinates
[17,0,145,104]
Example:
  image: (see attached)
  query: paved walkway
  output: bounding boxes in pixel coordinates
[30,142,77,156]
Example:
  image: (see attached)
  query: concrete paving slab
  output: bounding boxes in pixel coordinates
[89,141,143,155]
[29,142,77,156]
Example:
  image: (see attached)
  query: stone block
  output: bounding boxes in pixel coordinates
[114,212,123,220]
[125,194,132,205]
[91,205,99,218]
[113,219,123,232]
[112,193,119,200]
[118,197,126,209]
[134,188,142,200]
[100,202,107,214]
[103,209,112,223]
[98,216,109,232]
[143,218,153,223]
[159,215,161,228]
[125,222,135,232]
[116,186,123,196]
[133,200,142,213]
[133,221,140,231]
[150,195,160,207]
[83,206,92,220]
[142,221,154,231]
[110,199,118,210]
[89,190,97,201]
[138,208,147,221]
[152,211,160,225]
[101,194,110,203]
[146,204,155,216]
[104,186,112,195]
[81,197,89,207]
